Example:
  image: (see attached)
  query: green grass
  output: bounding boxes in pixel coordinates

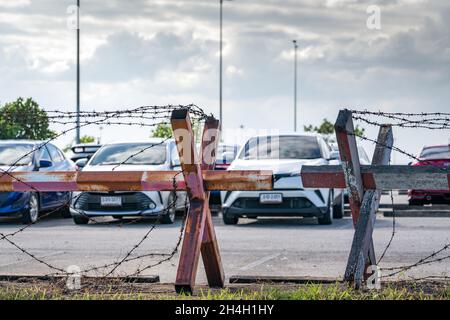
[0,282,448,300]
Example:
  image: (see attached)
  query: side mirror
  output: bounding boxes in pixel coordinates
[75,158,88,169]
[38,160,53,169]
[329,150,340,161]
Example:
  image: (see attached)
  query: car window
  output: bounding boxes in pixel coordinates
[47,144,64,162]
[239,136,322,160]
[89,143,167,166]
[38,146,52,162]
[0,144,34,166]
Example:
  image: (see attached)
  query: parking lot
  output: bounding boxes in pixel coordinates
[0,194,448,284]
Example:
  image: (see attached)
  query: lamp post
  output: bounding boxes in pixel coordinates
[220,0,232,135]
[76,0,80,144]
[293,40,298,132]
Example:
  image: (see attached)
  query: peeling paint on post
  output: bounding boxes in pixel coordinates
[344,125,393,288]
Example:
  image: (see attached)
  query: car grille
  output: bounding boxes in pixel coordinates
[75,192,154,212]
[231,197,314,210]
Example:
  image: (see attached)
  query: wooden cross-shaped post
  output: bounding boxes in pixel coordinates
[171,109,224,294]
[335,110,393,287]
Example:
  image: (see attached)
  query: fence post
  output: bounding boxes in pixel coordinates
[335,110,376,279]
[199,116,225,288]
[171,110,224,294]
[344,125,393,288]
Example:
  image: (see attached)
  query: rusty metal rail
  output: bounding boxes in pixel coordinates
[0,170,273,192]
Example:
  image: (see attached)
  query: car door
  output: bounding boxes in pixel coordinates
[36,145,59,209]
[45,144,74,208]
[169,142,187,209]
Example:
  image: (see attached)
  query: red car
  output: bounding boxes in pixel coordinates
[408,144,450,205]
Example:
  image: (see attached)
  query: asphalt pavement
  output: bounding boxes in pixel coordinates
[0,193,449,284]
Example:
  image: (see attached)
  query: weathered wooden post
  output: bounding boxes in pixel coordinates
[344,124,393,288]
[170,109,224,294]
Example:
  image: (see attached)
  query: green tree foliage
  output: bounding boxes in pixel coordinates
[151,123,173,139]
[0,98,56,140]
[304,118,365,142]
[79,135,96,143]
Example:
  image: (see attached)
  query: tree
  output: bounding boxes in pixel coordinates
[151,120,203,141]
[0,98,56,140]
[151,123,173,139]
[79,135,95,143]
[304,118,365,142]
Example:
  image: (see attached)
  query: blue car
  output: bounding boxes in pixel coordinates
[0,140,76,224]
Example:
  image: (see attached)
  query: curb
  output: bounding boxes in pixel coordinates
[229,276,341,284]
[0,274,160,283]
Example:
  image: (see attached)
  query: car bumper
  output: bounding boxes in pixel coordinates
[0,192,30,217]
[409,190,450,203]
[70,191,168,217]
[221,189,329,218]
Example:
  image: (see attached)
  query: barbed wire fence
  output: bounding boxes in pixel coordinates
[0,106,449,290]
[0,104,208,288]
[348,109,450,282]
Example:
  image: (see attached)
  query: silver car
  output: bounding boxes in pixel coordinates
[70,139,186,224]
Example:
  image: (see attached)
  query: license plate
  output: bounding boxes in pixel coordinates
[444,162,450,167]
[100,196,122,207]
[260,193,283,204]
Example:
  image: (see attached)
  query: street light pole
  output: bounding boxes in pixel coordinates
[76,0,80,144]
[293,40,298,132]
[219,0,232,136]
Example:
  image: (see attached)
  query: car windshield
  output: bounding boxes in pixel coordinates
[0,144,34,166]
[239,136,322,160]
[420,146,450,159]
[89,143,166,166]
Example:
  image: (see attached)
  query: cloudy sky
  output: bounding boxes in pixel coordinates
[0,0,449,163]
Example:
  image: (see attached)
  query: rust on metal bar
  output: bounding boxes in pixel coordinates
[171,108,208,294]
[199,116,225,288]
[335,109,364,225]
[301,165,450,190]
[0,170,273,192]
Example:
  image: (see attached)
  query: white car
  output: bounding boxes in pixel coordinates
[221,133,344,225]
[70,139,187,225]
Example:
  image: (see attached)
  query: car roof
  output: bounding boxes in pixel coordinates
[422,144,449,149]
[0,139,45,145]
[101,138,174,146]
[244,132,323,140]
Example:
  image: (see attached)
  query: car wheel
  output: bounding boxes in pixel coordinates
[59,204,72,218]
[161,193,176,224]
[318,193,333,225]
[73,215,89,225]
[222,211,239,225]
[333,193,344,219]
[22,193,39,224]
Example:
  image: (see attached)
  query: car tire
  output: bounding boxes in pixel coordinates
[60,205,72,218]
[222,211,239,225]
[161,193,176,224]
[318,193,333,225]
[73,215,89,225]
[22,193,39,224]
[333,193,344,219]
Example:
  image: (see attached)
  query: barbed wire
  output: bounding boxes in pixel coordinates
[0,104,205,282]
[346,109,449,281]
